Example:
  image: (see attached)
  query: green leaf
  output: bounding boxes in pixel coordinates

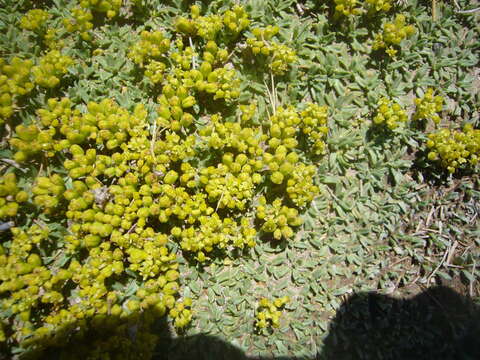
[216,269,233,284]
[189,281,201,295]
[274,266,290,279]
[271,254,287,266]
[462,269,476,283]
[275,340,289,353]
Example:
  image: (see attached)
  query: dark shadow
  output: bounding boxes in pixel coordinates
[321,285,480,360]
[3,285,479,360]
[155,285,480,360]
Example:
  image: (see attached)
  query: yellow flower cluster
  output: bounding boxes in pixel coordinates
[268,105,328,156]
[9,124,56,162]
[171,39,199,68]
[0,173,28,219]
[86,99,146,148]
[222,5,251,35]
[153,132,197,163]
[368,88,475,175]
[373,14,416,57]
[263,145,299,185]
[145,60,167,84]
[63,7,94,41]
[31,50,73,88]
[267,106,301,150]
[365,0,392,12]
[175,5,249,40]
[331,0,393,17]
[0,57,34,123]
[169,298,193,329]
[1,4,332,356]
[246,26,297,75]
[334,0,362,17]
[150,186,213,225]
[20,9,64,50]
[191,13,223,40]
[156,87,193,129]
[10,99,144,162]
[32,174,65,214]
[426,124,480,173]
[200,161,260,211]
[1,100,189,347]
[255,296,290,330]
[286,163,320,207]
[128,6,248,116]
[0,224,51,337]
[300,103,329,155]
[195,61,241,101]
[239,102,257,123]
[37,97,77,127]
[80,0,122,19]
[256,196,303,240]
[175,6,216,38]
[172,214,256,262]
[128,30,171,66]
[413,88,444,124]
[130,34,241,131]
[373,97,408,129]
[198,114,263,154]
[154,67,238,132]
[40,0,123,44]
[43,28,64,49]
[126,235,176,280]
[20,9,50,32]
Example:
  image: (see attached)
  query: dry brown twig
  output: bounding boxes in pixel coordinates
[426,246,449,285]
[469,260,476,297]
[445,240,458,266]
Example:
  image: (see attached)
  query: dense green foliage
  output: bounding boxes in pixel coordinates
[0,0,479,358]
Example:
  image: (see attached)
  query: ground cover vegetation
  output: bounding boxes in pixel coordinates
[0,0,478,358]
